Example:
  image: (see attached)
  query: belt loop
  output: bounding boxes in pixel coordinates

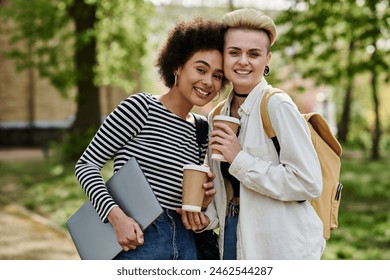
[228,201,239,217]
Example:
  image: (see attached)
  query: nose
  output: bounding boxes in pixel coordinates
[202,74,212,87]
[238,54,249,66]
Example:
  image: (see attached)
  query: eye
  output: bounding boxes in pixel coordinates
[197,67,206,74]
[249,52,260,57]
[213,74,223,80]
[228,50,240,56]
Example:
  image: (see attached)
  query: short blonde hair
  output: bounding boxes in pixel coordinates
[222,8,277,46]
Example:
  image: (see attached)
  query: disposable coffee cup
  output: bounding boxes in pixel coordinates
[211,115,240,161]
[182,164,209,212]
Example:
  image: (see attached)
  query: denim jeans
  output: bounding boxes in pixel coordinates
[114,209,197,260]
[223,202,239,260]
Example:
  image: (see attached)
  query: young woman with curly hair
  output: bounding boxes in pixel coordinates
[75,17,228,260]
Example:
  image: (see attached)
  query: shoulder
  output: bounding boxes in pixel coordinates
[120,92,155,109]
[124,92,152,103]
[267,90,297,113]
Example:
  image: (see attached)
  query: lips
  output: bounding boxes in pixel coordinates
[234,69,252,75]
[194,87,210,96]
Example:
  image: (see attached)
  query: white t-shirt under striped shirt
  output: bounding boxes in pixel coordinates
[75,93,207,221]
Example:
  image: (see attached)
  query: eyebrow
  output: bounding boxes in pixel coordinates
[195,60,223,74]
[227,46,264,52]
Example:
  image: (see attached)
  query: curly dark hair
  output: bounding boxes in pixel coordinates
[156,17,229,90]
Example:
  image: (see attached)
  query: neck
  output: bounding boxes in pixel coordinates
[233,90,249,98]
[230,96,244,119]
[159,91,192,120]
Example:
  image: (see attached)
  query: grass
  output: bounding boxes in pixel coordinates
[0,151,389,260]
[321,155,390,260]
[0,158,113,230]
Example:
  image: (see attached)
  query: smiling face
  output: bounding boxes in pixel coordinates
[176,50,224,107]
[223,28,272,94]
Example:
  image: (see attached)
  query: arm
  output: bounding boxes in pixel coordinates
[74,93,149,250]
[230,100,322,201]
[108,207,144,251]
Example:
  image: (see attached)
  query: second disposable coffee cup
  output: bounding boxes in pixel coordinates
[182,164,209,212]
[211,115,240,161]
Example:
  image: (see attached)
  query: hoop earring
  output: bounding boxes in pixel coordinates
[263,66,270,77]
[174,72,178,87]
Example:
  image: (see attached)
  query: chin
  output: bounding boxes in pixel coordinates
[195,98,212,107]
[194,101,209,107]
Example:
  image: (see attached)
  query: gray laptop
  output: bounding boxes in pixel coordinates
[66,157,163,260]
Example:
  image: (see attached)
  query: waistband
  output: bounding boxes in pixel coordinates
[227,201,239,217]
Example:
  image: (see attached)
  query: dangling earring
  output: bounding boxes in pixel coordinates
[263,66,270,77]
[174,72,178,87]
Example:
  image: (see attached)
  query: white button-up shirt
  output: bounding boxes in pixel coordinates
[205,78,325,259]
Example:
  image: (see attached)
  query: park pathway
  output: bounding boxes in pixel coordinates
[0,148,79,260]
[0,203,79,260]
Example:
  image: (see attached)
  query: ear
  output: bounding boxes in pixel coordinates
[266,52,272,64]
[177,66,183,76]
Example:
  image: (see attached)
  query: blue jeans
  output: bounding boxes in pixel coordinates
[223,202,239,260]
[114,209,197,260]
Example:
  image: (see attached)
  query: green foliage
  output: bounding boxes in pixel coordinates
[0,159,113,229]
[0,0,75,95]
[53,127,96,162]
[274,0,389,85]
[21,163,88,224]
[344,102,371,150]
[324,208,390,259]
[274,0,390,159]
[95,0,154,92]
[0,0,155,95]
[0,0,155,134]
[340,158,390,199]
[322,155,390,259]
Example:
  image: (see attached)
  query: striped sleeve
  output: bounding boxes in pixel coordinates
[74,93,149,221]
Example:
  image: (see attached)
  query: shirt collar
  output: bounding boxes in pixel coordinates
[237,78,269,115]
[222,78,270,116]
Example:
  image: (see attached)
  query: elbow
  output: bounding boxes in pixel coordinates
[312,187,322,200]
[74,157,84,170]
[298,171,322,200]
[306,163,322,199]
[309,177,322,200]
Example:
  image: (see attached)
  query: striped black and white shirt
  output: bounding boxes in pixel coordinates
[75,93,208,221]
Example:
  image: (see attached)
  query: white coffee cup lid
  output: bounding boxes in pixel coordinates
[213,115,240,125]
[182,205,202,212]
[183,164,209,173]
[211,154,226,161]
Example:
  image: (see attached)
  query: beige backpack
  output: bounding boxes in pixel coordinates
[212,87,343,239]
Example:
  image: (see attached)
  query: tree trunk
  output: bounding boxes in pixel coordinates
[370,67,381,160]
[337,41,355,143]
[69,0,100,133]
[228,0,235,11]
[337,80,352,143]
[27,43,36,146]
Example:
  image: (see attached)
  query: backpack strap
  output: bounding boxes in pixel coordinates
[260,87,285,155]
[260,88,343,158]
[211,99,227,120]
